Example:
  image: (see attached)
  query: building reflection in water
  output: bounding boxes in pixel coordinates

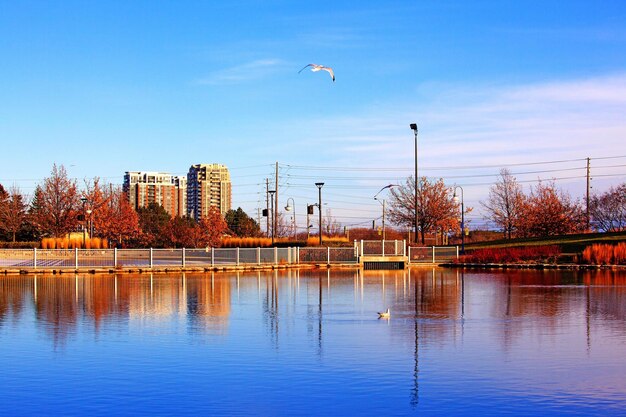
[1,268,625,403]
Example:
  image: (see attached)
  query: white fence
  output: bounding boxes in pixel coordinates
[0,244,457,269]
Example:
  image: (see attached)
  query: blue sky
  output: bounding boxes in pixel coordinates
[1,1,625,230]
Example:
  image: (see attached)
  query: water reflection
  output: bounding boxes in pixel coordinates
[1,269,626,414]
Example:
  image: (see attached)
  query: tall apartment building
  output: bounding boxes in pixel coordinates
[187,163,232,220]
[123,171,187,217]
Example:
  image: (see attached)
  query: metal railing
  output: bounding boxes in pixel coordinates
[408,246,459,263]
[356,240,406,256]
[0,245,457,269]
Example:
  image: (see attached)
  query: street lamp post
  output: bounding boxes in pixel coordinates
[80,197,88,246]
[374,184,399,241]
[410,123,419,243]
[453,185,465,254]
[315,182,324,245]
[86,208,93,240]
[268,190,276,244]
[285,198,296,239]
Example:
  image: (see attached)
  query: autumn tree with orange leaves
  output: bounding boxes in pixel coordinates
[34,164,81,237]
[0,186,27,242]
[516,181,586,238]
[388,176,460,244]
[197,206,228,247]
[96,186,140,247]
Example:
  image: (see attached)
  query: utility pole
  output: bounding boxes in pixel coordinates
[275,162,279,239]
[586,157,591,231]
[266,178,269,236]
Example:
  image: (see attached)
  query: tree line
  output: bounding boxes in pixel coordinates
[1,164,624,247]
[0,164,261,247]
[384,169,625,242]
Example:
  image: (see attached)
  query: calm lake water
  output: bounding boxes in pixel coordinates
[1,268,625,416]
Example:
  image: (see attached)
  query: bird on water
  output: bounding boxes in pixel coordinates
[298,63,335,82]
[378,308,390,319]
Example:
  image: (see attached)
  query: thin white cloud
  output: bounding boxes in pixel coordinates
[260,73,626,217]
[196,59,287,85]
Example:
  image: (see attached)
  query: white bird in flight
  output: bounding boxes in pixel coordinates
[298,63,335,82]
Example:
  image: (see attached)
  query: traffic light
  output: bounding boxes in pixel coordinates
[307,204,314,215]
[262,209,268,217]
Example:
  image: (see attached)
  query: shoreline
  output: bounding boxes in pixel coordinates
[442,263,626,270]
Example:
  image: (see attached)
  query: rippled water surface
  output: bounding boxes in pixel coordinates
[1,268,626,416]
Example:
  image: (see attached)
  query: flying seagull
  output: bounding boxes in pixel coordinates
[298,63,335,82]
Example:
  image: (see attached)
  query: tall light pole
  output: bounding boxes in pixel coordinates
[284,197,296,239]
[410,123,419,243]
[315,182,324,245]
[453,185,465,254]
[268,190,276,244]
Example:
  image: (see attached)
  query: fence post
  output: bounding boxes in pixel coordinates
[257,247,261,265]
[274,247,278,265]
[74,248,78,269]
[360,239,364,257]
[456,246,459,259]
[297,247,300,264]
[288,247,291,264]
[382,239,385,256]
[211,247,214,267]
[182,247,186,267]
[114,247,117,268]
[327,246,330,265]
[403,240,406,257]
[150,248,153,268]
[432,246,435,263]
[33,248,37,269]
[236,247,240,266]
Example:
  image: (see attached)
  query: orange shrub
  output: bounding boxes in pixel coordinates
[221,237,273,248]
[582,243,626,265]
[306,236,350,247]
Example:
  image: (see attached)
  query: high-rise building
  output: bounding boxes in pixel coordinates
[187,163,232,220]
[123,171,187,217]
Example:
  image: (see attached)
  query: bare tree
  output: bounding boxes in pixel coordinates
[324,208,342,236]
[481,168,525,239]
[590,183,626,232]
[388,176,459,244]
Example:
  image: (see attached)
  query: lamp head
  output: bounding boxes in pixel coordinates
[315,182,324,188]
[409,123,417,131]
